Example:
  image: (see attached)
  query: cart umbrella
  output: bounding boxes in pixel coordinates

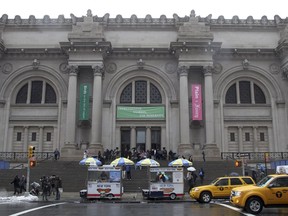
[168,158,193,167]
[110,157,134,166]
[136,158,160,167]
[79,157,102,166]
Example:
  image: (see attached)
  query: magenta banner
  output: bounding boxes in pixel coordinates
[192,84,202,120]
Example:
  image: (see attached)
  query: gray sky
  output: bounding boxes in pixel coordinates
[1,0,287,19]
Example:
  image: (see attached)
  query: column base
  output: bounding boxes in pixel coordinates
[177,144,193,158]
[88,143,104,156]
[203,143,220,160]
[61,143,82,158]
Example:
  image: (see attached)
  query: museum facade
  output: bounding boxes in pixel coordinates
[0,10,288,159]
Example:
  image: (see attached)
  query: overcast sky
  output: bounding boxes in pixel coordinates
[1,0,287,20]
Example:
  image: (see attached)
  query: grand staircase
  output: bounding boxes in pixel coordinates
[0,158,257,194]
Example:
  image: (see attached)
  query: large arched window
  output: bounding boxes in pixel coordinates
[16,80,57,104]
[225,81,266,104]
[120,80,162,104]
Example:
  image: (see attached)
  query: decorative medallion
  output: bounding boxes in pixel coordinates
[59,62,69,73]
[105,62,117,74]
[213,62,223,74]
[1,63,13,74]
[165,62,177,74]
[269,63,280,74]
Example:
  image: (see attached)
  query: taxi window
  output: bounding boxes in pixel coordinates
[271,177,288,187]
[230,178,242,185]
[242,177,254,184]
[215,178,228,186]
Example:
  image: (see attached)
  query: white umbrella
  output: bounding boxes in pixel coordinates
[187,166,196,172]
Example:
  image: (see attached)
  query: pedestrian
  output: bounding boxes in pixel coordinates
[199,168,205,185]
[83,150,89,159]
[40,176,50,201]
[19,175,26,193]
[54,176,62,200]
[54,148,60,160]
[202,150,206,162]
[252,170,258,182]
[126,165,131,180]
[186,171,194,192]
[10,175,20,195]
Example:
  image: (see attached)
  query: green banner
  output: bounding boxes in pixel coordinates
[117,106,165,119]
[79,83,90,120]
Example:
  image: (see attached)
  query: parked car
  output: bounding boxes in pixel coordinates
[230,172,288,214]
[190,176,255,203]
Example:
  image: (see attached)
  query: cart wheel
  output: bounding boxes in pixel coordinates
[169,193,177,200]
[107,194,114,200]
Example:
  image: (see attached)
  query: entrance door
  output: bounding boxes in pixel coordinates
[136,128,146,152]
[121,129,131,157]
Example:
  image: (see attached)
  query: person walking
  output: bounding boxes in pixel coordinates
[199,168,205,185]
[10,175,20,195]
[19,175,26,193]
[54,176,62,200]
[126,165,132,180]
[202,150,206,162]
[54,148,60,160]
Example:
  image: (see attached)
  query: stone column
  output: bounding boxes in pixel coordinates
[62,65,78,153]
[90,64,104,154]
[238,126,243,152]
[146,126,151,151]
[253,126,258,152]
[202,66,220,159]
[177,66,192,156]
[130,126,136,150]
[23,126,28,152]
[39,126,43,152]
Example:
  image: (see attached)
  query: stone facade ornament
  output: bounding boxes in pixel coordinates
[144,15,153,23]
[177,65,188,75]
[14,15,22,25]
[32,59,40,70]
[165,62,177,74]
[28,15,36,25]
[92,64,104,76]
[67,65,79,75]
[1,63,13,74]
[0,14,8,24]
[213,62,223,74]
[59,62,69,73]
[242,59,249,70]
[203,66,213,75]
[137,59,145,69]
[105,62,117,74]
[269,63,280,74]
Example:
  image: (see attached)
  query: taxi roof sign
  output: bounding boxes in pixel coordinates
[276,165,288,174]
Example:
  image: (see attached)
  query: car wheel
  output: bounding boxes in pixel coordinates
[169,193,177,200]
[245,197,263,214]
[107,194,114,200]
[200,191,212,203]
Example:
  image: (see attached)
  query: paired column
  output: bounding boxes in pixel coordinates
[90,64,104,149]
[178,66,190,145]
[64,65,78,147]
[203,66,215,145]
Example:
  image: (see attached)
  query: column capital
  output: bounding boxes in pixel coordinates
[67,65,79,75]
[177,65,189,76]
[203,65,214,76]
[92,63,104,76]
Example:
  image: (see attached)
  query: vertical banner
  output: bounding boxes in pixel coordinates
[192,84,202,120]
[79,83,90,120]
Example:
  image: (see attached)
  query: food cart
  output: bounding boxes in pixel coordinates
[142,167,184,200]
[80,165,123,200]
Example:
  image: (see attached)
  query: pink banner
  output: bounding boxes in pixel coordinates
[192,84,202,120]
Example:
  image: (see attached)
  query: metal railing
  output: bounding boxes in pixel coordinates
[0,152,54,161]
[221,152,288,160]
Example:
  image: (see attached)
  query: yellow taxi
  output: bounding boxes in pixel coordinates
[230,173,288,214]
[190,176,255,203]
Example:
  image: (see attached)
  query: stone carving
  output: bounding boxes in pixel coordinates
[242,59,249,70]
[274,15,282,25]
[14,15,22,25]
[93,64,104,75]
[144,15,153,23]
[1,63,13,74]
[232,16,239,24]
[217,16,225,24]
[105,62,117,74]
[0,14,8,24]
[173,14,180,23]
[59,62,69,73]
[165,62,177,74]
[246,16,254,24]
[260,16,268,25]
[205,14,212,23]
[43,15,51,24]
[32,59,40,70]
[67,65,79,75]
[160,15,167,24]
[137,59,145,69]
[213,62,223,74]
[203,66,213,75]
[29,15,36,24]
[70,13,77,25]
[87,9,92,17]
[177,65,188,75]
[130,14,138,24]
[115,15,123,23]
[57,15,65,24]
[269,63,280,74]
[281,66,288,79]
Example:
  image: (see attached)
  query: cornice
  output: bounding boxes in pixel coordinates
[0,10,287,30]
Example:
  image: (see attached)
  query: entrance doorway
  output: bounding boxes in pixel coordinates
[121,128,130,157]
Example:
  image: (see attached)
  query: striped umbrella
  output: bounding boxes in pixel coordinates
[168,158,193,167]
[136,158,160,167]
[79,157,102,166]
[110,157,134,166]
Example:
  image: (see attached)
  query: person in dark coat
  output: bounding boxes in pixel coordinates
[54,176,62,200]
[19,175,27,193]
[10,175,20,195]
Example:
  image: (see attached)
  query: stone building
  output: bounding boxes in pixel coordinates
[0,10,288,159]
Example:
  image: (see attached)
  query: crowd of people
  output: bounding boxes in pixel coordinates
[11,174,62,201]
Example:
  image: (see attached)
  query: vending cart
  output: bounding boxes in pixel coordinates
[142,167,184,200]
[80,165,123,200]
